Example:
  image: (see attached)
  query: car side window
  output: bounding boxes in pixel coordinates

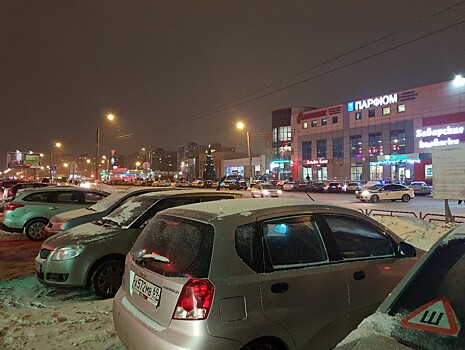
[23,192,53,203]
[235,223,257,271]
[325,215,395,260]
[85,192,106,204]
[263,216,329,270]
[56,191,81,204]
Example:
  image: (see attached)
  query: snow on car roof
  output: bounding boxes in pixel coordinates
[163,198,356,220]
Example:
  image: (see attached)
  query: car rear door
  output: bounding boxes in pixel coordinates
[257,214,349,350]
[322,214,418,332]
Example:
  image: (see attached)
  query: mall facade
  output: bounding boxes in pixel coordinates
[289,76,465,184]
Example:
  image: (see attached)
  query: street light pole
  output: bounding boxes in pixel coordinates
[246,129,253,180]
[95,128,100,180]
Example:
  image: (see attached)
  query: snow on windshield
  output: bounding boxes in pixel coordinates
[104,196,156,227]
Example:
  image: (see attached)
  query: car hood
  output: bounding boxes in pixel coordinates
[43,221,123,248]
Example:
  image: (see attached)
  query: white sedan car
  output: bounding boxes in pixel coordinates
[356,184,415,203]
[251,183,282,198]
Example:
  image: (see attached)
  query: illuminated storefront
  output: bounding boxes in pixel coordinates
[290,76,465,183]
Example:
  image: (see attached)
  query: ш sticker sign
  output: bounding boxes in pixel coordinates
[400,297,461,336]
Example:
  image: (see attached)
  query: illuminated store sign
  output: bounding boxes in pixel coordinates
[347,94,398,112]
[416,126,464,149]
[297,110,327,124]
[304,159,329,165]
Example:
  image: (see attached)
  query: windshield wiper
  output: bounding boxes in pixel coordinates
[135,253,170,264]
[101,218,121,227]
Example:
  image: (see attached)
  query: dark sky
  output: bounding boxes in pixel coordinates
[2,1,465,169]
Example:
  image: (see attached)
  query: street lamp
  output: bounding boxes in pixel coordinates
[50,142,62,182]
[236,121,253,180]
[96,114,115,180]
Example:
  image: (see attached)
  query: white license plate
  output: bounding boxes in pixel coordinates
[35,261,42,273]
[132,274,162,307]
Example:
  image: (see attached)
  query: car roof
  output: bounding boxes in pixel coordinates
[137,189,241,199]
[161,198,386,226]
[15,186,108,194]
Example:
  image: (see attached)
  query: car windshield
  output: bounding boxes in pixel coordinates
[103,196,157,227]
[88,191,129,211]
[388,238,465,349]
[261,184,275,189]
[368,184,384,190]
[130,214,214,278]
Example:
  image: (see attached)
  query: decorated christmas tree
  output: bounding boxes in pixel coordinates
[203,145,216,180]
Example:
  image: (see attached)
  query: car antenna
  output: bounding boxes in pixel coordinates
[303,189,315,201]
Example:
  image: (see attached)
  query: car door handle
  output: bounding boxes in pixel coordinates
[353,271,366,280]
[271,283,289,293]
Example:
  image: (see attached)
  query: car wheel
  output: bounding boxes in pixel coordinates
[371,195,380,203]
[90,259,124,299]
[402,194,411,202]
[24,218,48,241]
[241,340,282,350]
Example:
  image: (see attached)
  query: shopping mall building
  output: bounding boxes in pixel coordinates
[287,76,465,184]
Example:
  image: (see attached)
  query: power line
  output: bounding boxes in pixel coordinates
[157,19,465,133]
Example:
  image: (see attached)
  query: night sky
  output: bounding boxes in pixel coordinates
[2,1,465,170]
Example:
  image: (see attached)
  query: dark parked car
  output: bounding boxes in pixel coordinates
[3,182,51,199]
[409,181,431,195]
[309,182,327,192]
[326,181,344,193]
[113,199,422,350]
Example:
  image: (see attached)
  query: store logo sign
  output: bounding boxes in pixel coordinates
[416,125,464,149]
[347,94,398,111]
[305,159,329,165]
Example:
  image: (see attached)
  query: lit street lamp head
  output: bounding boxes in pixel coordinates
[236,121,245,130]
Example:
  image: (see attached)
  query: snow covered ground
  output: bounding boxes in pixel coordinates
[0,216,459,349]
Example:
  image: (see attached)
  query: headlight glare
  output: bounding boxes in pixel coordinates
[51,245,85,261]
[362,190,370,196]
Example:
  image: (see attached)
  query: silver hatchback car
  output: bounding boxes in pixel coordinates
[113,199,423,350]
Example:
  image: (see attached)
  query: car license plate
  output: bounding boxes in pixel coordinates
[132,274,162,307]
[35,261,42,273]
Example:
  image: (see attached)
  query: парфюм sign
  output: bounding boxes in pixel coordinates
[347,94,398,112]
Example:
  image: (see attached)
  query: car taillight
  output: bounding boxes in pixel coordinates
[337,184,341,188]
[4,203,25,211]
[8,189,14,197]
[173,279,214,320]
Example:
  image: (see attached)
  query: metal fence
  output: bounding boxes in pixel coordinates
[357,208,465,223]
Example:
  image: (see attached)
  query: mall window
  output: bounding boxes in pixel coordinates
[350,135,363,158]
[369,132,383,156]
[332,116,338,124]
[370,164,383,180]
[317,139,327,158]
[390,130,406,154]
[382,107,391,116]
[351,164,363,181]
[277,126,291,142]
[322,118,327,126]
[302,122,308,129]
[397,104,406,113]
[332,137,344,158]
[368,109,375,118]
[312,120,318,127]
[272,128,277,142]
[355,112,362,120]
[302,141,312,160]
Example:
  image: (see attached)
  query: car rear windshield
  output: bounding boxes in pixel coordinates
[130,214,214,278]
[388,239,465,349]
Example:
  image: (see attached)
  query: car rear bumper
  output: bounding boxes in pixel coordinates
[113,289,243,350]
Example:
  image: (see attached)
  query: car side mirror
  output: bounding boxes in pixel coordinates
[398,242,416,257]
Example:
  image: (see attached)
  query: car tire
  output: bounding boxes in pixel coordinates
[402,194,411,202]
[371,195,380,203]
[24,218,48,241]
[90,259,124,299]
[241,340,281,350]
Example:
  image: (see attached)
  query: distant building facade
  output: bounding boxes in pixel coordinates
[290,77,465,183]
